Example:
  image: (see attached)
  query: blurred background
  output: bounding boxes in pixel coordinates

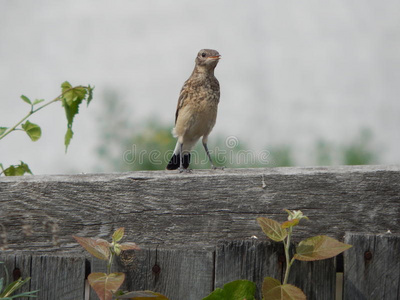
[1,0,399,174]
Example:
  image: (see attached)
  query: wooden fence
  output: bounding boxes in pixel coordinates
[0,166,399,299]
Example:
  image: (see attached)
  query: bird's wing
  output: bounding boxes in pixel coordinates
[175,81,190,124]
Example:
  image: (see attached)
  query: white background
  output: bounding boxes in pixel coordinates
[1,0,399,174]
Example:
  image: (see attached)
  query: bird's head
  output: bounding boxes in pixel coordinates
[195,49,221,69]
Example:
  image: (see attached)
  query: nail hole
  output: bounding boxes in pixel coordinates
[13,268,21,280]
[152,264,161,274]
[364,251,373,261]
[278,255,285,263]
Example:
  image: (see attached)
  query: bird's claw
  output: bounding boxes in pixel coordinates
[211,165,225,170]
[179,167,192,174]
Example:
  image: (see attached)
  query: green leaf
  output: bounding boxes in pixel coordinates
[19,161,33,175]
[262,277,281,299]
[112,227,125,243]
[113,244,122,256]
[262,277,306,300]
[88,272,125,300]
[87,85,94,107]
[73,236,111,261]
[2,162,32,176]
[62,92,80,152]
[284,209,309,221]
[20,95,31,105]
[21,121,42,141]
[61,81,72,90]
[120,242,140,251]
[32,99,45,105]
[61,81,87,106]
[3,165,16,176]
[61,82,84,127]
[0,127,7,136]
[60,82,94,152]
[0,277,32,298]
[64,127,74,152]
[202,280,256,300]
[294,235,352,261]
[114,290,169,299]
[281,219,299,229]
[7,289,39,298]
[62,97,81,126]
[257,217,287,242]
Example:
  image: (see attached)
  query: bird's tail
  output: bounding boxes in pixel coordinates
[166,153,191,170]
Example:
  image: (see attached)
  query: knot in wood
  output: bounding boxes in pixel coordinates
[364,251,373,261]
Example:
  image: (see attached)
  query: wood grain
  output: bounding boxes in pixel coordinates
[30,255,86,300]
[1,166,399,299]
[343,232,400,300]
[0,253,86,300]
[215,240,283,299]
[0,165,399,252]
[289,256,336,300]
[89,247,214,300]
[215,240,336,300]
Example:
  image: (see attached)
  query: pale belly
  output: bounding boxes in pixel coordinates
[174,102,218,146]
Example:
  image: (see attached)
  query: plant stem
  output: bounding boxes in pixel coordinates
[283,227,293,285]
[107,252,113,274]
[0,110,34,140]
[0,86,87,140]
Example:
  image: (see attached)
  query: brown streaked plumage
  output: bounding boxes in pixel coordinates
[166,49,221,172]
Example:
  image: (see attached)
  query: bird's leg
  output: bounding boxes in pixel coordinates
[179,143,184,172]
[179,143,192,173]
[203,142,224,170]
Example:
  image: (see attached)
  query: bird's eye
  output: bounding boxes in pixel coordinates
[201,52,206,57]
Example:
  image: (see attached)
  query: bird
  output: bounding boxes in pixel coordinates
[166,49,221,172]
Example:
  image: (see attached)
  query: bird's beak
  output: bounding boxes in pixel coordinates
[208,55,221,60]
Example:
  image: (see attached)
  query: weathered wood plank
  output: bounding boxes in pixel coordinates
[343,232,400,300]
[215,240,336,300]
[89,247,214,300]
[0,254,18,294]
[14,253,33,296]
[0,253,16,285]
[215,240,283,299]
[0,166,399,252]
[0,253,86,300]
[29,255,86,300]
[289,257,336,300]
[0,253,33,299]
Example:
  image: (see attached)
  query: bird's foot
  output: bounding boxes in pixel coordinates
[179,167,192,174]
[211,165,225,170]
